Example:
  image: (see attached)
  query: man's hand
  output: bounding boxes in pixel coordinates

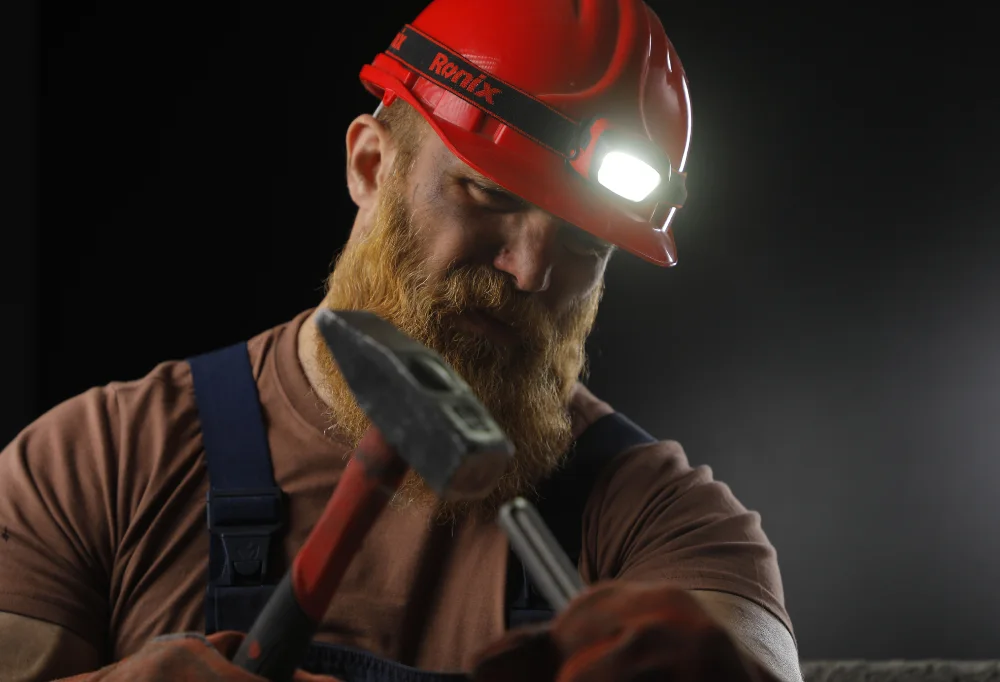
[568,382,614,441]
[57,631,339,682]
[472,582,781,682]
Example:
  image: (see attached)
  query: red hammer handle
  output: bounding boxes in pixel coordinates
[292,427,409,619]
[232,428,408,681]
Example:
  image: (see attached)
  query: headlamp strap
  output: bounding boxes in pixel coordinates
[384,24,581,157]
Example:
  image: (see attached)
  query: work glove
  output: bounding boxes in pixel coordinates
[58,631,340,682]
[471,582,780,682]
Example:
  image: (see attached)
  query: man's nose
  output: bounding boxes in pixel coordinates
[492,213,560,293]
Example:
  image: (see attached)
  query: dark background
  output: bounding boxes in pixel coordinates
[4,0,999,662]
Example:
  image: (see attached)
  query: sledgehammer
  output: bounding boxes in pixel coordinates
[232,309,514,681]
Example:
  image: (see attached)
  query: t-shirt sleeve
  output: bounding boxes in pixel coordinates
[582,439,793,636]
[0,385,121,650]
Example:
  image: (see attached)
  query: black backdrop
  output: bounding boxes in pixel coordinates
[4,0,1000,661]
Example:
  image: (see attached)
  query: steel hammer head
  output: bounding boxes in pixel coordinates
[314,308,514,501]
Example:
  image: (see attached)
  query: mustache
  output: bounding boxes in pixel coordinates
[418,264,555,340]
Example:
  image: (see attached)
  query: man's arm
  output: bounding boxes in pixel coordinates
[570,382,802,682]
[0,611,102,681]
[687,590,802,682]
[0,386,124,680]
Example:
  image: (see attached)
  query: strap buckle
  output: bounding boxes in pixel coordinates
[206,486,284,586]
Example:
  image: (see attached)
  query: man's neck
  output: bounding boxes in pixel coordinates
[297,308,334,409]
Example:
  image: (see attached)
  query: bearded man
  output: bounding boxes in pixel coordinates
[0,1,803,681]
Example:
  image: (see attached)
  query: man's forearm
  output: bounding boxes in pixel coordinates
[0,611,102,681]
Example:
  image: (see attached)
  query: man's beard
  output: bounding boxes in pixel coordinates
[312,164,602,523]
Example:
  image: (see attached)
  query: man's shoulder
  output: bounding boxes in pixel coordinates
[595,436,719,503]
[558,408,712,509]
[244,310,312,373]
[1,357,200,483]
[8,311,309,459]
[109,356,196,406]
[107,309,311,415]
[588,434,750,534]
[581,423,753,548]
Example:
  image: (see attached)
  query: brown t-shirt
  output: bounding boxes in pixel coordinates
[0,310,791,672]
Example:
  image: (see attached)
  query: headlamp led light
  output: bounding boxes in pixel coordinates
[568,118,686,211]
[597,152,662,203]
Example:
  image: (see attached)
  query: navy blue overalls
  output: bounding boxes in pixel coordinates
[188,342,655,682]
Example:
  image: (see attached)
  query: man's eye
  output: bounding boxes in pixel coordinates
[467,181,522,209]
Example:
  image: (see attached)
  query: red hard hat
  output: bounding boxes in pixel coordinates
[360,0,692,267]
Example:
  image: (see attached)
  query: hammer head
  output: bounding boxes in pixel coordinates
[314,308,514,501]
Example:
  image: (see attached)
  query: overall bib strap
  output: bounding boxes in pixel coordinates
[188,342,284,634]
[505,412,657,628]
[189,341,477,682]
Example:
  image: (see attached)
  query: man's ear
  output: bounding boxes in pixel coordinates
[345,113,395,213]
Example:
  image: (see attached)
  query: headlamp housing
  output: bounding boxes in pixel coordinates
[569,118,687,214]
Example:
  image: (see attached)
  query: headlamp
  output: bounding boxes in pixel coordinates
[568,118,686,209]
[597,152,662,203]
